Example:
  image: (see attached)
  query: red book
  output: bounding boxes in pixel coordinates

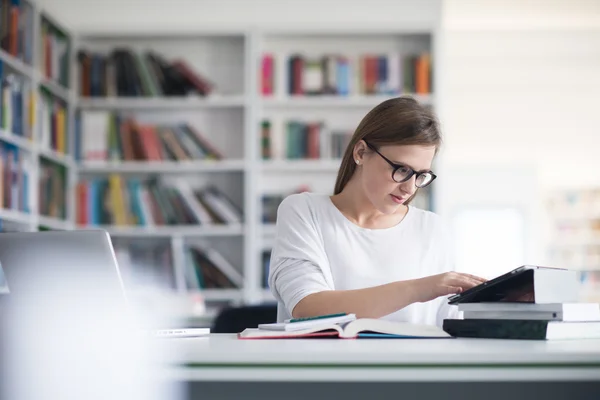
[261,54,274,95]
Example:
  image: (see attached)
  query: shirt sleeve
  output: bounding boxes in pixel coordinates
[434,217,461,327]
[268,194,334,316]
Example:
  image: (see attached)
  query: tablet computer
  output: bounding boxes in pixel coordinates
[447,265,566,305]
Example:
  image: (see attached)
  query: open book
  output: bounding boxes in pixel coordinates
[239,318,452,339]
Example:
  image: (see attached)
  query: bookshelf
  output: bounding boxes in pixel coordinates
[0,12,441,320]
[0,1,76,236]
[547,189,600,302]
[71,31,251,319]
[255,28,437,302]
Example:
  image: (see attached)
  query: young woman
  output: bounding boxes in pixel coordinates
[268,96,486,327]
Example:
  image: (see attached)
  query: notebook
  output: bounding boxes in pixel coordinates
[239,317,452,339]
[258,313,358,331]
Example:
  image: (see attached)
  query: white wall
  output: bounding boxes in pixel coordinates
[438,0,600,268]
[38,0,441,33]
[440,0,600,188]
[444,0,600,30]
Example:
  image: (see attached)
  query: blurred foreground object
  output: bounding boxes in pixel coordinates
[0,230,183,400]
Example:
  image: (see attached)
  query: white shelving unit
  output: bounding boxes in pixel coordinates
[1,15,440,318]
[546,188,600,302]
[71,31,252,314]
[0,0,77,234]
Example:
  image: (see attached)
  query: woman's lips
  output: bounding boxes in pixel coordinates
[390,194,405,204]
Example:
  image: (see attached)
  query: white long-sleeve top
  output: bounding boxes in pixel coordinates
[268,192,459,327]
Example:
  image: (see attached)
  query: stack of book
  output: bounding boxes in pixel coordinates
[445,303,600,340]
[443,266,600,340]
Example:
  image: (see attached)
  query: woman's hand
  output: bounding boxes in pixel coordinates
[413,272,487,303]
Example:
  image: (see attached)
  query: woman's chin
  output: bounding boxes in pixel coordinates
[376,200,404,215]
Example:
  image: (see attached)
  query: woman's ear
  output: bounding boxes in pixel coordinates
[353,140,368,165]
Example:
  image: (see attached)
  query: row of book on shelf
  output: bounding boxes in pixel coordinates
[113,240,242,292]
[261,52,431,96]
[261,249,271,290]
[1,62,33,139]
[75,175,242,227]
[77,112,223,163]
[1,2,70,84]
[547,188,600,217]
[39,158,66,219]
[38,87,68,154]
[0,141,29,212]
[1,0,34,66]
[79,113,353,164]
[261,119,352,160]
[0,0,70,89]
[40,16,70,88]
[0,60,69,156]
[547,188,600,276]
[77,48,213,98]
[0,142,67,218]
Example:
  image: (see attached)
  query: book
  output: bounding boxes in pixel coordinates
[447,265,579,305]
[443,318,600,340]
[238,318,452,339]
[267,52,431,97]
[459,302,600,322]
[258,313,357,332]
[77,49,214,97]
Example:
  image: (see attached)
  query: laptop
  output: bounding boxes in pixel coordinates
[0,229,209,338]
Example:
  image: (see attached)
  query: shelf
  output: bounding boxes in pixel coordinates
[200,289,243,302]
[0,208,33,225]
[78,160,246,174]
[261,239,274,251]
[38,215,72,230]
[39,148,76,168]
[78,224,245,237]
[261,159,341,172]
[40,78,71,102]
[261,26,436,35]
[77,95,246,110]
[260,289,276,303]
[40,10,72,37]
[0,130,34,152]
[0,49,35,78]
[261,224,277,236]
[262,94,433,108]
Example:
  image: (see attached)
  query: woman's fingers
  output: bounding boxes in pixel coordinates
[452,273,483,289]
[442,285,463,296]
[463,273,488,284]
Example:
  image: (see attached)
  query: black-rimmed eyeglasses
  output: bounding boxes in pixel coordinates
[364,141,437,188]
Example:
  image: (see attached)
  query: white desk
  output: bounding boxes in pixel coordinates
[157,334,600,400]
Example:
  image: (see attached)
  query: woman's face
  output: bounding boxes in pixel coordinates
[356,142,436,214]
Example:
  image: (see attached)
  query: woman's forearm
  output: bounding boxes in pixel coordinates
[291,280,423,319]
